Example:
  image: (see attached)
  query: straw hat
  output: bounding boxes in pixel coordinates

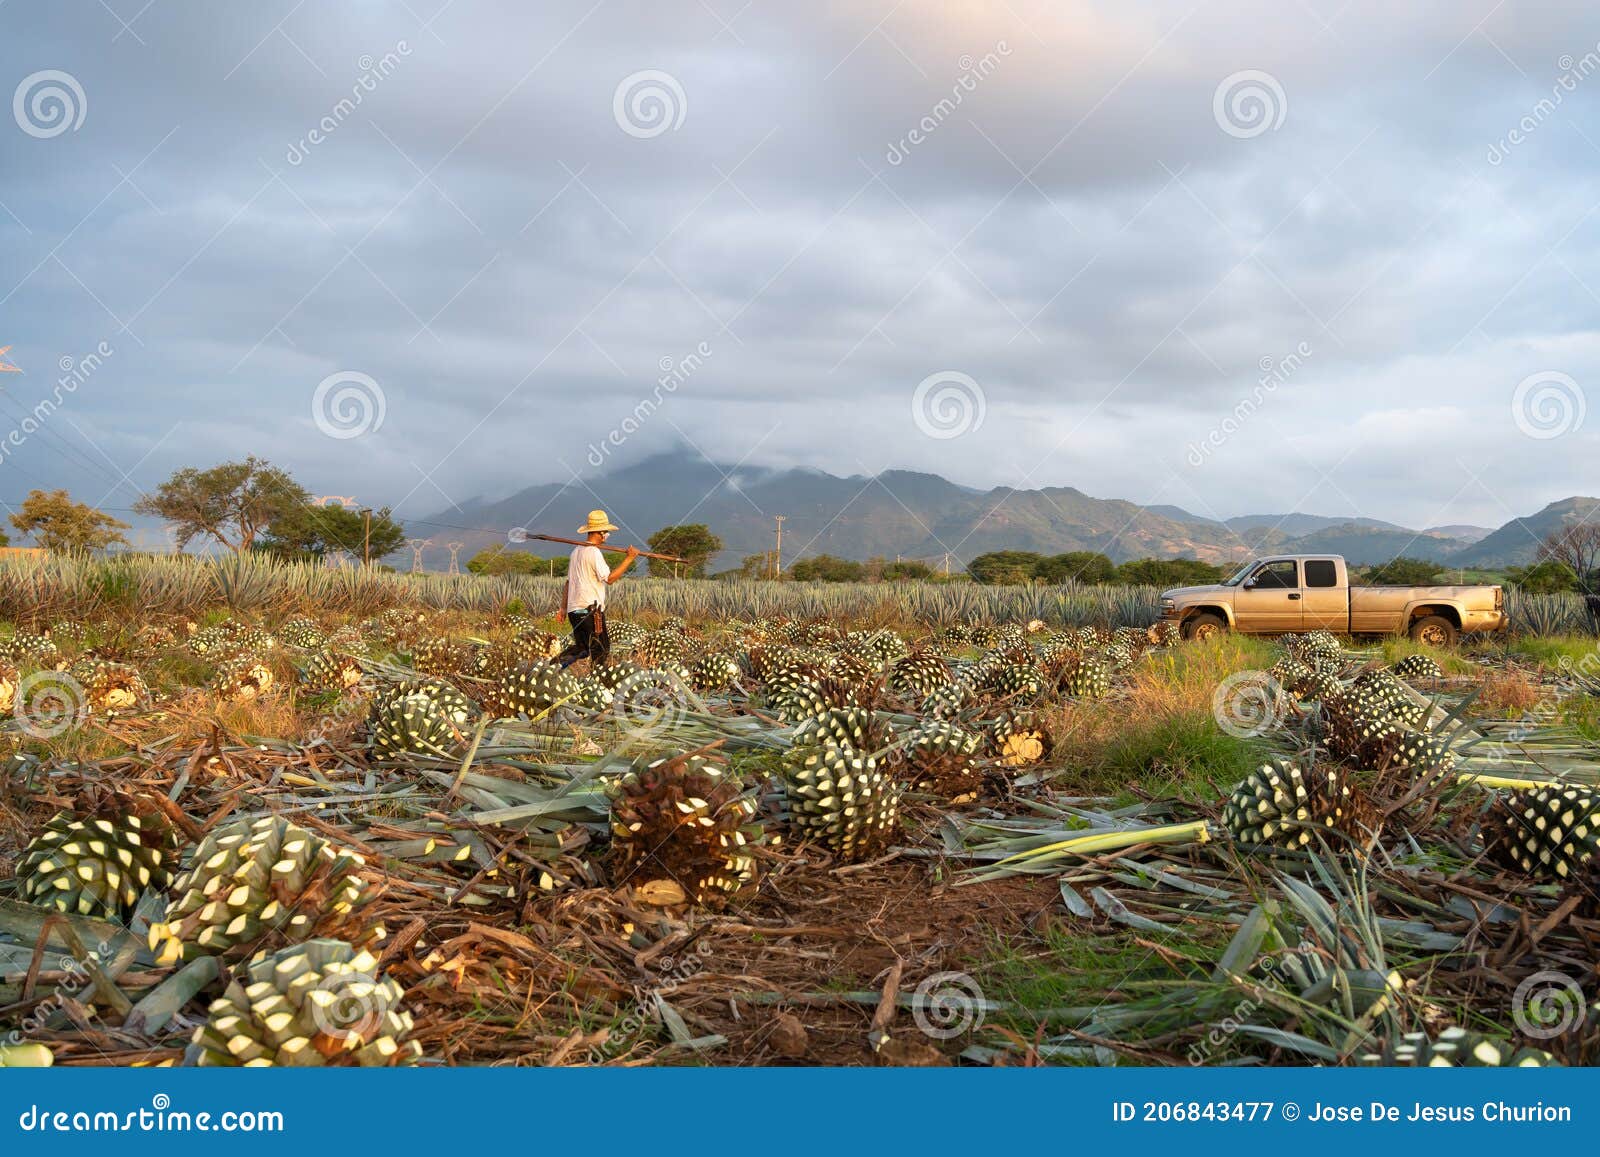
[579,509,620,533]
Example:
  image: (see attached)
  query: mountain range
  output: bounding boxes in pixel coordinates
[416,452,1586,572]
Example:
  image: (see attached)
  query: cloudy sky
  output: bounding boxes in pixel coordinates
[1,0,1597,546]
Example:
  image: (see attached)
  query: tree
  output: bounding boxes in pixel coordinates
[134,457,309,552]
[9,489,129,553]
[790,554,865,582]
[1538,524,1600,593]
[1033,551,1114,585]
[882,560,933,581]
[1505,559,1580,593]
[967,551,1044,585]
[646,524,724,577]
[1359,557,1442,586]
[467,546,584,577]
[727,552,775,579]
[256,504,405,563]
[1114,558,1227,586]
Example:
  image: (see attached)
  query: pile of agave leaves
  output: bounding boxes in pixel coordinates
[0,608,1597,1068]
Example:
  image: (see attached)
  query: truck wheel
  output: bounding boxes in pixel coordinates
[1408,615,1457,647]
[1183,613,1227,642]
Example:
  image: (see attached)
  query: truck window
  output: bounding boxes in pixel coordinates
[1304,559,1338,587]
[1251,560,1299,589]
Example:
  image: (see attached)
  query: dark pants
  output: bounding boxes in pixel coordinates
[556,607,609,668]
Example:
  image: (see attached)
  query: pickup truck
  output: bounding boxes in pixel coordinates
[1159,555,1506,645]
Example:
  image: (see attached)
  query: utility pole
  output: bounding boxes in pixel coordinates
[362,508,371,566]
[772,515,786,579]
[408,538,428,573]
[447,542,463,575]
[943,553,950,576]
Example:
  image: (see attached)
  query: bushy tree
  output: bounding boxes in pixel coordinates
[790,554,865,582]
[256,504,404,563]
[646,524,723,577]
[1505,559,1580,593]
[882,560,933,581]
[9,489,128,553]
[468,544,551,576]
[967,551,1043,585]
[1359,557,1442,586]
[1114,558,1227,586]
[134,457,308,552]
[1034,551,1115,585]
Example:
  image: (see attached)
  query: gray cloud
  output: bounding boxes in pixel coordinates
[0,0,1597,538]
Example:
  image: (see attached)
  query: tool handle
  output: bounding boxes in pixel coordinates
[529,533,689,563]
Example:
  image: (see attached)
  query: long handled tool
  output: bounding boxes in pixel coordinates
[528,533,689,563]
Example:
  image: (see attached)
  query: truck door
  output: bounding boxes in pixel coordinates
[1234,559,1304,632]
[1299,558,1346,631]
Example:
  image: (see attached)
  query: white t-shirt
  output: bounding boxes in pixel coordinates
[566,545,611,612]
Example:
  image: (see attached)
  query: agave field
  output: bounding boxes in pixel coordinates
[1,555,1599,1068]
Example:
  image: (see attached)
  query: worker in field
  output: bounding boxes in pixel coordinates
[555,510,640,668]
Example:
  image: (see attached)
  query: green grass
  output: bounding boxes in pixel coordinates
[966,920,1230,1055]
[1378,637,1477,675]
[1090,713,1265,805]
[1489,634,1600,669]
[1559,695,1600,742]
